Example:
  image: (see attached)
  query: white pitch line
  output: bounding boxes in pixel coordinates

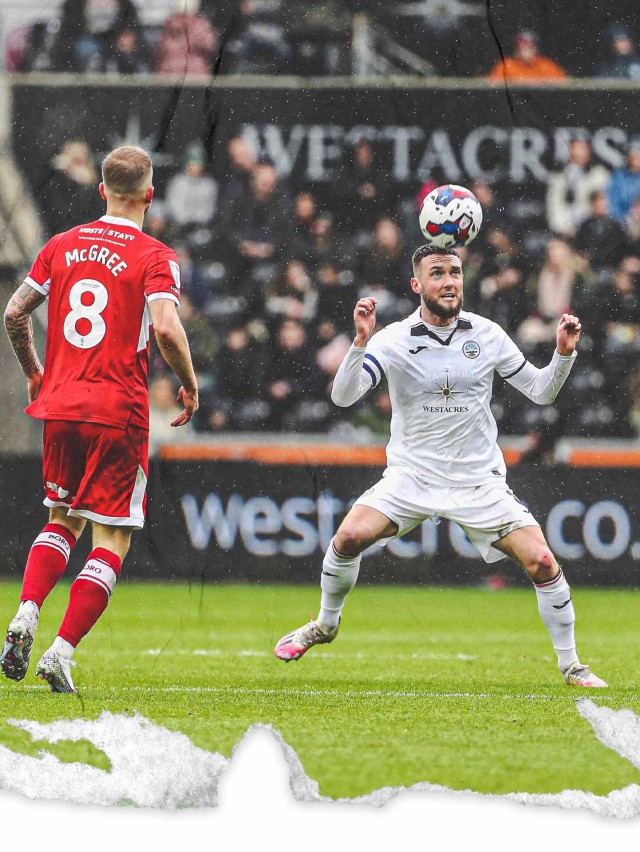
[143,649,478,661]
[0,684,564,701]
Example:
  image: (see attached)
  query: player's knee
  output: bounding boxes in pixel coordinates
[525,548,558,582]
[334,527,366,557]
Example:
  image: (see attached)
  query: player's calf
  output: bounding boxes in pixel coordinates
[58,547,121,647]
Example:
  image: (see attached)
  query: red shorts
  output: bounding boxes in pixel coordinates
[42,420,149,529]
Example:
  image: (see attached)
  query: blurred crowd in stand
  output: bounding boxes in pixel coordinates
[33,129,640,450]
[9,1,640,452]
[5,1,640,80]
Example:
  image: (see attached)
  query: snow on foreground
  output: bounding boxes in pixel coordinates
[0,700,638,815]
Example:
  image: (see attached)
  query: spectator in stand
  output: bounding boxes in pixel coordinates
[316,261,357,331]
[228,162,291,286]
[265,260,318,326]
[217,135,258,213]
[103,27,153,74]
[596,265,640,357]
[143,199,182,246]
[306,212,347,273]
[574,190,626,269]
[470,179,500,232]
[546,138,610,237]
[156,0,219,76]
[608,140,640,221]
[206,326,268,431]
[16,20,62,72]
[175,293,218,376]
[597,24,640,79]
[339,139,390,230]
[517,236,594,350]
[480,264,525,334]
[148,375,195,455]
[315,320,352,392]
[357,218,406,297]
[472,224,524,289]
[266,319,323,429]
[224,0,292,74]
[172,244,217,310]
[487,31,567,82]
[40,140,102,236]
[52,0,141,72]
[166,143,218,232]
[289,191,318,265]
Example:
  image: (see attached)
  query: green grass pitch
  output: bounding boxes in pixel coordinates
[0,580,638,799]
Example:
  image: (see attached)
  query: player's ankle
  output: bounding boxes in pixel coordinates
[52,635,76,659]
[317,609,341,631]
[556,649,579,673]
[17,600,40,622]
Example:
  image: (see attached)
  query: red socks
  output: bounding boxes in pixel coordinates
[58,548,122,648]
[21,523,77,608]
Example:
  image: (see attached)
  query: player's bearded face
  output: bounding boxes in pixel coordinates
[416,258,464,320]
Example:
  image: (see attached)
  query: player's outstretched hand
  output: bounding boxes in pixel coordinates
[556,312,581,356]
[171,386,199,427]
[27,371,43,403]
[354,297,378,347]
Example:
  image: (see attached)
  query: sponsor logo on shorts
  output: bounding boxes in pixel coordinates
[462,341,480,359]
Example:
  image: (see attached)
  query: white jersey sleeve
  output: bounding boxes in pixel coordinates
[331,332,389,407]
[496,330,577,405]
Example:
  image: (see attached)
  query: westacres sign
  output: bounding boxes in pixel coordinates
[2,458,640,585]
[10,80,640,201]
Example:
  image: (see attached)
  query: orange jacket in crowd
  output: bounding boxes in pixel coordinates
[487,57,567,82]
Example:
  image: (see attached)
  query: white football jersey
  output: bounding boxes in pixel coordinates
[333,307,576,487]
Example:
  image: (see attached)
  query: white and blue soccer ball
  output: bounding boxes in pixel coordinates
[419,184,483,248]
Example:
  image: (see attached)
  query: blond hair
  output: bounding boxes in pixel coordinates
[101,146,152,197]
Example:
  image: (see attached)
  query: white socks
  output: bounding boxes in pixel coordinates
[52,636,75,659]
[317,538,362,630]
[533,570,579,673]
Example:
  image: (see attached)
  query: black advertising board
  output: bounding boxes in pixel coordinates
[2,456,640,586]
[10,80,640,206]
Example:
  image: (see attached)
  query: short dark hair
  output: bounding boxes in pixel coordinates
[412,243,460,274]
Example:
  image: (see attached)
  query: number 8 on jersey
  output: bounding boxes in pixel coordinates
[63,279,109,350]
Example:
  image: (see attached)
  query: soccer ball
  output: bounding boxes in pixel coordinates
[419,184,483,248]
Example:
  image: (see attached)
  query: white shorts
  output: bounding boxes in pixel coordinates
[353,466,540,563]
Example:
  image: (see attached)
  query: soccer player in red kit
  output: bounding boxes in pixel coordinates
[2,145,199,693]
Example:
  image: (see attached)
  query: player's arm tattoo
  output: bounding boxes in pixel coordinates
[3,283,46,378]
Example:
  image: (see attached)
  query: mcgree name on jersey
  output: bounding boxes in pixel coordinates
[65,245,128,277]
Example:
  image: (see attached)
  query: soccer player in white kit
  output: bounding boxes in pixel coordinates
[274,243,607,688]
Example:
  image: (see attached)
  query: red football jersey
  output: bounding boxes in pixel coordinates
[24,215,181,430]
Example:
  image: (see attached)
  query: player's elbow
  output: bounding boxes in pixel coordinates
[152,312,181,347]
[533,391,557,406]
